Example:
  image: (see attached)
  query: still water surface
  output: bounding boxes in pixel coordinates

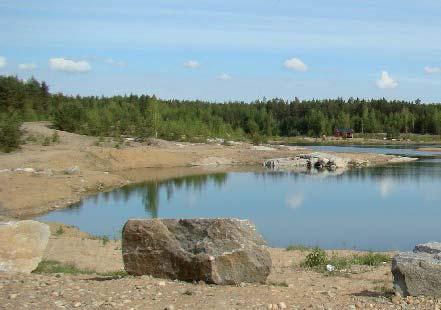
[37,146,441,251]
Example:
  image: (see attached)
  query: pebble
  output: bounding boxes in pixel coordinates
[73,302,82,307]
[278,302,287,309]
[164,305,175,310]
[158,281,166,286]
[9,294,18,299]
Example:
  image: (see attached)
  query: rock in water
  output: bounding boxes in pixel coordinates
[122,218,272,284]
[392,242,441,297]
[0,220,50,273]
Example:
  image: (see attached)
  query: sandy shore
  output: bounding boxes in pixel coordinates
[0,123,435,309]
[0,122,417,219]
[2,222,440,309]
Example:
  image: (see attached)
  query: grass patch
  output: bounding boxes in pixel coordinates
[300,248,391,272]
[33,260,93,275]
[33,260,127,277]
[286,244,312,252]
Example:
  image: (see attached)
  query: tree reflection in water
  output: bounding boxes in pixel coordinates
[134,173,228,218]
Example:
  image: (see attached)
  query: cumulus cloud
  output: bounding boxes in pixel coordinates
[285,193,304,209]
[49,57,91,73]
[424,66,441,74]
[105,58,126,67]
[284,57,307,72]
[218,73,231,80]
[18,63,36,70]
[0,56,6,68]
[376,71,397,89]
[183,60,199,69]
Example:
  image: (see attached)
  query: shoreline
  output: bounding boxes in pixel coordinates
[0,122,417,219]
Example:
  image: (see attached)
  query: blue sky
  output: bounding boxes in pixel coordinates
[1,0,441,102]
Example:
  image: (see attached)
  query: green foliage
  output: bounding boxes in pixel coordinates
[286,244,312,252]
[300,248,391,272]
[33,260,128,277]
[3,76,441,143]
[55,226,64,236]
[33,260,89,275]
[0,114,22,152]
[301,247,327,268]
[352,252,390,266]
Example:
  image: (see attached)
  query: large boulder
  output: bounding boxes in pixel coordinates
[122,218,272,285]
[0,220,50,273]
[392,242,441,297]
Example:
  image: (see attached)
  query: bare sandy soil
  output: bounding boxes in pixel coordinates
[0,122,416,219]
[1,223,439,309]
[0,122,428,309]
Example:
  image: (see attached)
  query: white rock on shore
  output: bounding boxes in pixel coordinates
[0,220,50,273]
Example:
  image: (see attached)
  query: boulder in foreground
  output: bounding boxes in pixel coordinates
[122,218,272,285]
[0,220,50,273]
[392,242,441,297]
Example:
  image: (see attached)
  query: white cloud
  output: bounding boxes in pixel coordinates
[0,56,6,68]
[49,57,91,73]
[424,66,441,74]
[285,193,304,209]
[376,71,397,89]
[105,58,126,67]
[284,57,307,72]
[18,63,36,70]
[219,73,231,80]
[183,60,199,69]
[378,179,394,198]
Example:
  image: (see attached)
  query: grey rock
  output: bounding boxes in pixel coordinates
[414,242,441,254]
[122,218,272,285]
[264,153,349,171]
[392,251,441,297]
[64,166,80,175]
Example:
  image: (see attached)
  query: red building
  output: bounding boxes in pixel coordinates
[334,128,354,138]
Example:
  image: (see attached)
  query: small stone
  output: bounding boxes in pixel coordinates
[158,281,166,286]
[278,302,287,309]
[9,294,18,299]
[391,295,401,305]
[164,305,175,310]
[73,302,81,308]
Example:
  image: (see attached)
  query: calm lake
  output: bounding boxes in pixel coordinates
[37,146,441,251]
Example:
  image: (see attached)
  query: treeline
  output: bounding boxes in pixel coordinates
[1,75,441,151]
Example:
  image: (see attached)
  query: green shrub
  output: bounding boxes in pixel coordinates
[0,115,22,152]
[286,244,312,252]
[55,226,64,236]
[301,247,327,268]
[352,252,390,267]
[300,248,391,272]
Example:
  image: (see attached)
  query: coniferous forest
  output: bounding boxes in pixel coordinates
[1,75,441,151]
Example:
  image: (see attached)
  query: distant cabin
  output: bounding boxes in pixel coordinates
[334,128,354,138]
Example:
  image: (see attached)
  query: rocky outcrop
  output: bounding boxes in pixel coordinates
[264,152,349,171]
[0,220,50,273]
[122,218,272,285]
[392,242,441,297]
